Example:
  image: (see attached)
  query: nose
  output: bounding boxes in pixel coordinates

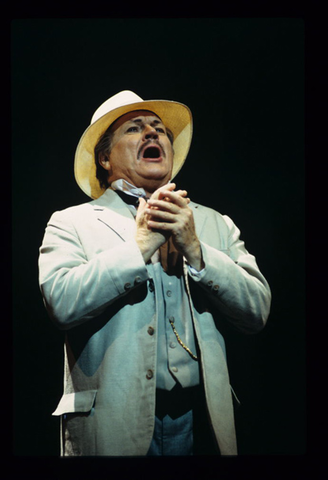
[143,124,159,141]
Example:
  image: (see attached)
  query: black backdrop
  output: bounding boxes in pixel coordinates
[12,18,304,458]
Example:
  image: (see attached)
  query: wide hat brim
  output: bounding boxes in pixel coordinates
[74,92,193,199]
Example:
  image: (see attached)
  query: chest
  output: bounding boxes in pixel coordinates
[74,207,136,259]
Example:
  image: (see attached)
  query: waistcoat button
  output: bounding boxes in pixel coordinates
[146,369,154,379]
[147,326,155,336]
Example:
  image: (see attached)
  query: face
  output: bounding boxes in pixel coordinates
[100,110,174,194]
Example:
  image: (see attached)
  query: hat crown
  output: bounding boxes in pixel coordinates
[91,90,144,125]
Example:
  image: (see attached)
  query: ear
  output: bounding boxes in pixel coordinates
[99,152,111,171]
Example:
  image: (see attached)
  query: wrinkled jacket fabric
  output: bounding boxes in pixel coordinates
[38,188,271,456]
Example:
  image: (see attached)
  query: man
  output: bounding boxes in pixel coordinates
[38,90,271,456]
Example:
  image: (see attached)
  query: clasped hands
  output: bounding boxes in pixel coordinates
[135,183,204,271]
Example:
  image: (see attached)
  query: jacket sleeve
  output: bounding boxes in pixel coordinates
[189,213,271,334]
[38,209,150,330]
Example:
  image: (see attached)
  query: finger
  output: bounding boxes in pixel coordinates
[175,189,189,198]
[164,182,176,190]
[149,193,189,209]
[158,190,188,203]
[136,198,149,221]
[165,193,191,204]
[147,199,180,213]
[147,220,173,231]
[155,183,176,195]
[149,183,176,201]
[137,197,148,211]
[145,207,176,222]
[158,190,189,206]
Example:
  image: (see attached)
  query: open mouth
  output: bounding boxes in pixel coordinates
[141,145,162,159]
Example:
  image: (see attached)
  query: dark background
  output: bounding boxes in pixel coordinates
[12,18,304,457]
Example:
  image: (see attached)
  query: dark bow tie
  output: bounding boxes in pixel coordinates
[114,189,145,208]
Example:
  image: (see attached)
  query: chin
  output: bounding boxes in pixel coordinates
[139,169,171,181]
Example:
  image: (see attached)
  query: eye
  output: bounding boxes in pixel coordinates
[155,127,166,134]
[126,126,139,133]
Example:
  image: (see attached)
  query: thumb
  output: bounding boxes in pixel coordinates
[138,197,147,210]
[136,197,148,218]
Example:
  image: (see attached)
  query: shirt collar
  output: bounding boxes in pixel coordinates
[111,179,147,199]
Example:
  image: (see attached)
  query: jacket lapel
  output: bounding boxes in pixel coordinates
[91,189,137,242]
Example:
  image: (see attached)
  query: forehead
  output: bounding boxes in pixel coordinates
[109,110,163,132]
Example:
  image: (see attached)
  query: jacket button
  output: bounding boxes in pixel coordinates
[166,290,172,297]
[146,369,154,379]
[147,326,155,336]
[124,282,131,290]
[135,276,141,284]
[213,284,220,293]
[207,281,213,288]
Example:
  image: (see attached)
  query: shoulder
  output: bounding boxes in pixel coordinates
[49,201,93,222]
[48,189,117,222]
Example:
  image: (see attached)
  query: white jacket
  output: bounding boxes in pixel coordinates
[38,188,271,456]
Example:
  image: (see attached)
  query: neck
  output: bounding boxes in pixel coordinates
[111,177,171,198]
[136,179,172,197]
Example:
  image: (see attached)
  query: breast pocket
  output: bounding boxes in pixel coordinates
[52,390,97,418]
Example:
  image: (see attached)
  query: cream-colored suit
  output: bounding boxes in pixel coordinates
[38,188,271,456]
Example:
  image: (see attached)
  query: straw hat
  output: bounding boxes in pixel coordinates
[74,90,193,199]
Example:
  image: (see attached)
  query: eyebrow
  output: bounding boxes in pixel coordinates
[130,118,163,126]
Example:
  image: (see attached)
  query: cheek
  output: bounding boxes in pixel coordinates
[110,140,136,164]
[118,139,138,159]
